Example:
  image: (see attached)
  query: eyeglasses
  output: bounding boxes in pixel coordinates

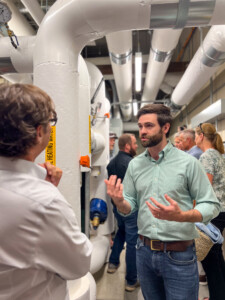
[49,112,57,126]
[198,123,204,134]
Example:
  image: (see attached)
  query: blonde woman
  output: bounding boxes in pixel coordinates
[195,123,225,300]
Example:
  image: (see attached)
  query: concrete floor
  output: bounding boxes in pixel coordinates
[93,249,210,300]
[93,250,143,300]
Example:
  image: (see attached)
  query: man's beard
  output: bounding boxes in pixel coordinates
[129,147,137,157]
[140,129,163,148]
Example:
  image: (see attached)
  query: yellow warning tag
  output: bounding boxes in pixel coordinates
[45,126,56,166]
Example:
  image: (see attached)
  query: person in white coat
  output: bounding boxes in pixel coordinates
[0,83,93,300]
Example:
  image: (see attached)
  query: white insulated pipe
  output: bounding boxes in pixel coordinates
[21,0,45,26]
[68,274,92,300]
[142,29,182,103]
[172,25,225,106]
[91,130,105,155]
[85,61,103,102]
[79,57,91,173]
[106,31,133,121]
[0,36,35,73]
[1,74,33,84]
[0,36,35,84]
[86,61,110,166]
[90,235,110,274]
[7,0,35,36]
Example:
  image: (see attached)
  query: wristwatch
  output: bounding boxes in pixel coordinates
[0,2,12,23]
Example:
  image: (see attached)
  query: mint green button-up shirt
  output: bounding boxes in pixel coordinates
[122,142,220,241]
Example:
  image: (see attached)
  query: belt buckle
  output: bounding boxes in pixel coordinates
[150,240,161,251]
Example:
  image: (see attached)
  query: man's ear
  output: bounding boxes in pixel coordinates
[36,125,43,143]
[125,143,131,152]
[163,123,170,134]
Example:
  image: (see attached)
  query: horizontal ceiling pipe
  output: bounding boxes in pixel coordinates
[34,0,225,71]
[106,30,133,121]
[7,0,35,36]
[1,73,33,84]
[0,36,35,74]
[142,28,182,103]
[171,25,225,107]
[21,0,45,26]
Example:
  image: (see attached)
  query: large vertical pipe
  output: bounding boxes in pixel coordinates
[106,31,133,121]
[142,29,182,103]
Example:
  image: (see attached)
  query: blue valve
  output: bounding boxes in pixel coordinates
[90,198,107,230]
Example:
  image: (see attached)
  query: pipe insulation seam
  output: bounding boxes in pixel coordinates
[202,46,225,67]
[109,50,132,65]
[175,0,190,29]
[151,48,175,63]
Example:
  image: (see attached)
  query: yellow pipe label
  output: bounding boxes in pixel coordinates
[89,115,91,154]
[45,126,56,166]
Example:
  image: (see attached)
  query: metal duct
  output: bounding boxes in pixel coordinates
[150,0,217,28]
[142,29,182,103]
[106,31,133,121]
[172,25,225,106]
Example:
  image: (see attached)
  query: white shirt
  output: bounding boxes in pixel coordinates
[0,157,93,300]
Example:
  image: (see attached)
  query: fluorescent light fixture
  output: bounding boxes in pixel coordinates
[135,52,142,92]
[133,99,138,116]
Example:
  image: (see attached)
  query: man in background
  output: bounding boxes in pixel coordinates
[107,133,139,292]
[109,132,118,159]
[0,84,92,300]
[174,131,184,150]
[180,129,203,159]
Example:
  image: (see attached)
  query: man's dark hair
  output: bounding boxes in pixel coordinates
[0,83,56,157]
[137,104,172,137]
[118,133,133,151]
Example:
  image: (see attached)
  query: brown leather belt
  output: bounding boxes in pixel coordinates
[139,235,194,252]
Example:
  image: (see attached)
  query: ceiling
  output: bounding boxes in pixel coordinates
[5,0,202,118]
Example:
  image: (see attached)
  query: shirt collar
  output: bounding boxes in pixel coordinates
[0,156,47,180]
[144,141,173,163]
[119,150,133,158]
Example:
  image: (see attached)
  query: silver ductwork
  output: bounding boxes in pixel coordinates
[150,0,217,28]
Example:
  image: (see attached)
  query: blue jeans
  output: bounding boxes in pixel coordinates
[109,208,138,285]
[136,237,199,300]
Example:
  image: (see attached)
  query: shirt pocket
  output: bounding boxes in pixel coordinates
[162,174,185,195]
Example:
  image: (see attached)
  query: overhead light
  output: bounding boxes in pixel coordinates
[133,99,138,116]
[135,52,142,92]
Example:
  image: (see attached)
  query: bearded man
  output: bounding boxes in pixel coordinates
[105,104,220,300]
